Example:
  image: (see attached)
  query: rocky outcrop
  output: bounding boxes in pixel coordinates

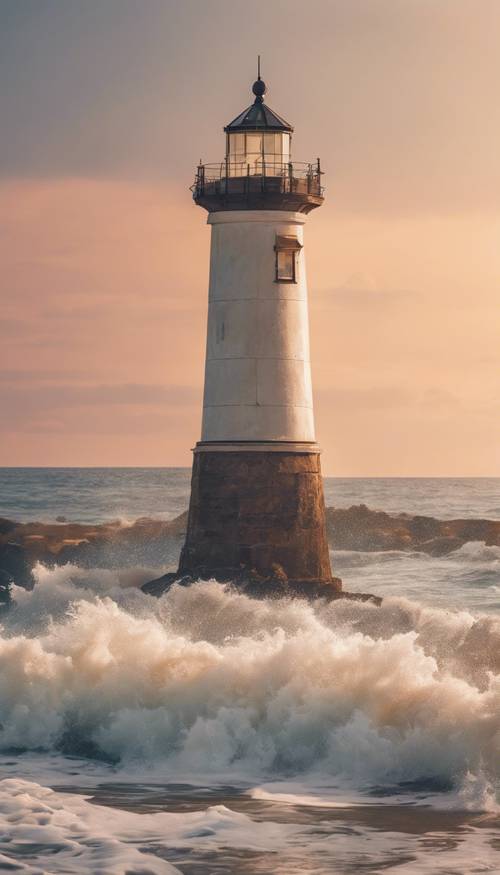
[326,505,500,556]
[1,505,498,593]
[0,514,188,588]
[0,569,12,614]
[141,569,356,602]
[0,542,33,590]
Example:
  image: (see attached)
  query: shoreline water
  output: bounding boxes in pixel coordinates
[1,574,500,873]
[1,470,499,524]
[0,473,499,873]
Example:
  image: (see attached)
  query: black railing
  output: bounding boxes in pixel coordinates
[192,159,324,201]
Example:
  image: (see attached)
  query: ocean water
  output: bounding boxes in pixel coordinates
[0,471,499,874]
[1,468,499,523]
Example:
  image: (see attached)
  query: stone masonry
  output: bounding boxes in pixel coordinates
[178,450,337,587]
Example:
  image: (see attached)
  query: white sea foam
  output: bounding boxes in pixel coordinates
[2,775,498,875]
[452,542,500,562]
[0,778,180,874]
[334,538,500,615]
[1,571,499,809]
[0,776,296,873]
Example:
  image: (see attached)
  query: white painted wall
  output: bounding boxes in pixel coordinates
[201,210,316,444]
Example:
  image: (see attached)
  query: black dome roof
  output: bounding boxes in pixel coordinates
[224,79,293,133]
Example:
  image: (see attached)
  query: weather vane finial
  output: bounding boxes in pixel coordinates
[252,55,266,102]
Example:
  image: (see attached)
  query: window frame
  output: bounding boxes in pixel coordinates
[226,131,293,177]
[275,249,296,283]
[274,235,302,284]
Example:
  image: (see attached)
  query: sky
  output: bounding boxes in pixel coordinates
[1,0,499,474]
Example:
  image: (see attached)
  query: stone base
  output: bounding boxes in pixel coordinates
[177,448,338,588]
[141,572,380,604]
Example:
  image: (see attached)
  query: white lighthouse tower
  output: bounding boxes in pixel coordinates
[178,70,339,593]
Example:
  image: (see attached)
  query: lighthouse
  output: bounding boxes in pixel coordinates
[178,70,340,594]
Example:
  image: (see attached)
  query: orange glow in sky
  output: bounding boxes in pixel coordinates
[1,1,499,474]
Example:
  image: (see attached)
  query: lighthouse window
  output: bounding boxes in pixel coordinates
[281,133,290,164]
[276,250,295,282]
[275,235,302,283]
[227,131,292,177]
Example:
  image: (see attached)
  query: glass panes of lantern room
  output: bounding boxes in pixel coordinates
[227,132,291,177]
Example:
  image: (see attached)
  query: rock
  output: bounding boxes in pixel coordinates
[325,505,500,554]
[0,541,34,589]
[418,536,464,557]
[0,518,17,537]
[140,568,374,605]
[0,569,13,614]
[142,571,191,598]
[0,516,187,582]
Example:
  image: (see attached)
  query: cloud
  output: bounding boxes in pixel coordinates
[314,384,462,414]
[1,381,200,409]
[319,274,412,309]
[0,382,201,434]
[2,369,90,383]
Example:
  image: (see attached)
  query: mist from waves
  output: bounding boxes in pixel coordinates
[1,565,499,811]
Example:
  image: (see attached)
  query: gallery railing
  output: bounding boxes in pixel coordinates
[192,160,324,200]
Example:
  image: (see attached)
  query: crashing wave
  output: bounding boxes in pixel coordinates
[0,569,499,808]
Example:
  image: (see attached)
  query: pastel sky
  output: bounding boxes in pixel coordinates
[1,0,499,474]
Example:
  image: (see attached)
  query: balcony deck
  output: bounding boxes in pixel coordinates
[192,161,325,214]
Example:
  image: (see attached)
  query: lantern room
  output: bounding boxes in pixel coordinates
[192,70,324,214]
[224,76,293,177]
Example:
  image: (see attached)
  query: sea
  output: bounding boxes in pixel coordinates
[0,469,499,874]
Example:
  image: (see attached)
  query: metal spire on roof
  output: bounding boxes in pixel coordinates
[252,55,266,103]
